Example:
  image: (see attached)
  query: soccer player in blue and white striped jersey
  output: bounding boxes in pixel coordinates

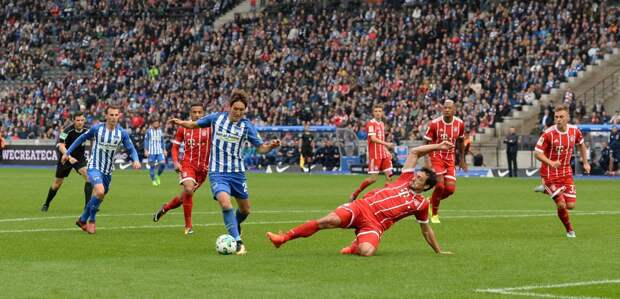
[62,105,141,234]
[169,91,280,255]
[144,119,167,186]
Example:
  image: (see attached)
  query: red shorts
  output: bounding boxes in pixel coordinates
[430,157,456,182]
[542,176,576,204]
[179,163,208,189]
[368,157,393,174]
[334,201,384,249]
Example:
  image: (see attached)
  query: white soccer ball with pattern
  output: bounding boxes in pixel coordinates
[215,234,237,255]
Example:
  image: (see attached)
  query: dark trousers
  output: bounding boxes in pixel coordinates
[507,151,517,177]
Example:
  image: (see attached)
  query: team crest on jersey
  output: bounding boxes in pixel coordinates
[570,136,575,142]
[202,130,207,136]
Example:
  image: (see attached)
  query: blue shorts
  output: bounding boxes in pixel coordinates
[148,154,165,164]
[209,172,248,200]
[88,168,112,194]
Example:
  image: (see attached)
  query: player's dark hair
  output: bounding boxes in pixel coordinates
[420,167,437,191]
[190,102,204,109]
[151,118,160,124]
[372,104,384,110]
[73,112,85,119]
[230,90,248,108]
[105,105,120,114]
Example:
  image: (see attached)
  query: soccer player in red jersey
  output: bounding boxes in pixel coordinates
[350,105,395,201]
[534,105,590,238]
[266,141,455,257]
[424,100,466,223]
[153,103,211,234]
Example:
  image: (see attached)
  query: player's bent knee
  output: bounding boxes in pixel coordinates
[357,243,376,257]
[443,184,456,197]
[318,213,341,228]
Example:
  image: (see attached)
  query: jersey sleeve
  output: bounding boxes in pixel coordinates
[171,129,183,163]
[395,169,415,184]
[424,122,435,142]
[367,121,376,137]
[534,132,549,153]
[246,122,264,147]
[413,199,430,223]
[58,125,72,143]
[121,130,140,162]
[196,112,219,128]
[575,128,584,145]
[66,125,96,155]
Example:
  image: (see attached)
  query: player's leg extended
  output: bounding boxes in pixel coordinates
[546,184,575,236]
[157,154,166,180]
[267,212,341,248]
[235,198,250,236]
[42,177,64,212]
[430,175,445,222]
[181,180,197,234]
[77,170,108,234]
[148,155,157,186]
[350,173,378,201]
[78,166,92,207]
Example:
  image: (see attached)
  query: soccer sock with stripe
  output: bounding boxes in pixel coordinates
[44,187,59,206]
[182,193,193,229]
[284,220,319,241]
[83,182,93,207]
[222,208,241,241]
[557,208,573,232]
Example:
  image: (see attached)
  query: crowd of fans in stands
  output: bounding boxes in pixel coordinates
[1,0,620,161]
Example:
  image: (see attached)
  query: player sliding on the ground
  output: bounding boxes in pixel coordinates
[266,141,455,257]
[534,105,590,238]
[153,103,211,235]
[62,105,141,234]
[168,91,280,255]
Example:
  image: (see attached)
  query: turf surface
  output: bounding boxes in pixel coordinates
[0,168,618,298]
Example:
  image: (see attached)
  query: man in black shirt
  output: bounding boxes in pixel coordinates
[503,127,519,177]
[317,139,340,171]
[300,124,314,171]
[41,112,93,212]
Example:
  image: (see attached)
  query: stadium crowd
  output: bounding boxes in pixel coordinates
[1,0,619,159]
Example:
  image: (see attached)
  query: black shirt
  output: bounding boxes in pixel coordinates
[58,124,88,161]
[504,133,518,154]
[301,132,313,152]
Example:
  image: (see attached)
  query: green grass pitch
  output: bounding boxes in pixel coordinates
[0,168,619,298]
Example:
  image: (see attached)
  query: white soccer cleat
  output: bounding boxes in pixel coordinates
[566,231,576,238]
[534,185,545,193]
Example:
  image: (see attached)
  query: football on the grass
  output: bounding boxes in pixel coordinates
[215,234,237,255]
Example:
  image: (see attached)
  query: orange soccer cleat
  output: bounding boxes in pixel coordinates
[266,232,287,248]
[86,221,96,234]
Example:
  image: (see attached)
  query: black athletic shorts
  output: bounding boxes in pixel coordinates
[55,160,87,178]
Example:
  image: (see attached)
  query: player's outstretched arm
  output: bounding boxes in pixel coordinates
[62,126,96,164]
[257,139,281,154]
[420,223,453,255]
[402,141,454,170]
[168,118,199,129]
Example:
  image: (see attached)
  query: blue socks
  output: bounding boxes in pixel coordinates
[157,163,165,176]
[80,196,102,223]
[222,208,240,241]
[149,167,156,181]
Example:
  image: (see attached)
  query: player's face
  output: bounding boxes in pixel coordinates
[106,108,120,126]
[411,171,429,192]
[190,106,205,121]
[443,102,454,118]
[372,108,384,119]
[230,101,246,122]
[152,121,160,129]
[74,116,86,130]
[554,110,569,128]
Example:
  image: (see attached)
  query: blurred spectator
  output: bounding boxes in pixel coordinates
[316,139,340,171]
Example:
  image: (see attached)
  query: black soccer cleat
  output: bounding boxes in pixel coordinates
[153,204,166,222]
[41,204,49,212]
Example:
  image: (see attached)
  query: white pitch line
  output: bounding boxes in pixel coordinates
[0,220,308,234]
[1,211,619,224]
[475,279,620,299]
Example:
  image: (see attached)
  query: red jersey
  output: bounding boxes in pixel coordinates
[172,127,211,171]
[424,116,464,162]
[366,119,390,159]
[359,170,429,231]
[535,125,584,180]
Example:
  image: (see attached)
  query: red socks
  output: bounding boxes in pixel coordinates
[163,196,182,212]
[285,220,319,241]
[557,208,573,232]
[182,192,193,229]
[430,182,445,215]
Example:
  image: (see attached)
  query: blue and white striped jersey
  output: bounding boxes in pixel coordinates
[66,123,139,175]
[144,128,165,155]
[197,112,263,173]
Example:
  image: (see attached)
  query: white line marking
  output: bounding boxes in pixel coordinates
[475,279,620,299]
[0,220,307,234]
